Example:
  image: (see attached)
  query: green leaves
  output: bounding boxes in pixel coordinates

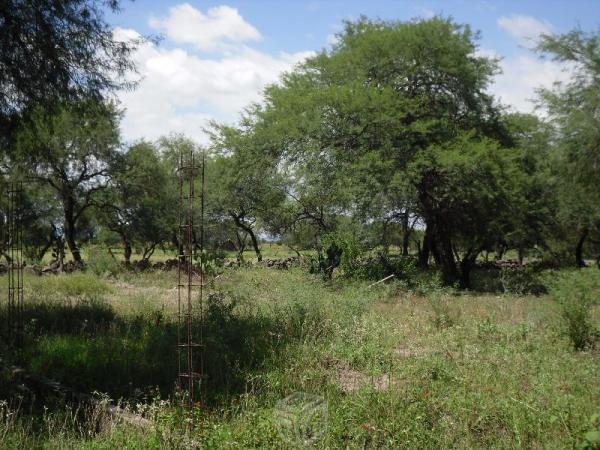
[537,29,600,235]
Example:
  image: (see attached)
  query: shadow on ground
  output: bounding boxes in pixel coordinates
[0,289,302,408]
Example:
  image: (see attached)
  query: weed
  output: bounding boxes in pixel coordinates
[549,269,600,350]
[86,246,122,278]
[428,293,457,330]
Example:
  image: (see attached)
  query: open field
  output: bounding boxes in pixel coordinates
[1,265,598,449]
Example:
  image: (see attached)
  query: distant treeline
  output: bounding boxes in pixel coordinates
[1,7,598,288]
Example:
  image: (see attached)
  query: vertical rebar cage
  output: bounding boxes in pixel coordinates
[177,149,205,414]
[5,181,24,351]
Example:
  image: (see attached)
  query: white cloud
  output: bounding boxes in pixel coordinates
[327,33,339,46]
[477,46,571,113]
[497,14,553,47]
[149,3,261,52]
[113,26,314,144]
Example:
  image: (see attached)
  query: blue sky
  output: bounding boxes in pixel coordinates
[106,1,600,143]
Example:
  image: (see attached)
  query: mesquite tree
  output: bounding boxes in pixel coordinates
[15,100,121,262]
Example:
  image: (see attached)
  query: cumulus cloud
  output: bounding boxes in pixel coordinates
[114,4,567,143]
[326,33,339,46]
[476,46,571,112]
[113,23,314,143]
[149,3,261,52]
[489,15,570,112]
[497,14,554,47]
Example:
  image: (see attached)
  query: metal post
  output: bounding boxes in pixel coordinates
[176,148,205,422]
[5,181,24,353]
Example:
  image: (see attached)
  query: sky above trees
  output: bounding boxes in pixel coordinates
[105,0,599,144]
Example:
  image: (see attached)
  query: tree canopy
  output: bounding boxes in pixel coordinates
[0,0,138,145]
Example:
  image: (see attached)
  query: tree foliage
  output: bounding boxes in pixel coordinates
[15,100,121,262]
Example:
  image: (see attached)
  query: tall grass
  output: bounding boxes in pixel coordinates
[0,266,598,448]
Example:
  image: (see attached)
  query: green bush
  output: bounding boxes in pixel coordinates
[578,413,600,450]
[86,246,121,277]
[549,269,600,351]
[360,253,416,282]
[428,292,457,330]
[501,266,547,295]
[470,268,504,293]
[311,232,417,282]
[410,270,445,296]
[194,248,226,277]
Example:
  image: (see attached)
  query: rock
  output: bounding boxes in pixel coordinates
[260,256,301,270]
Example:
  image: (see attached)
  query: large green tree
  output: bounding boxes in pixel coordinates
[536,28,600,267]
[15,100,121,262]
[209,123,287,262]
[99,141,177,264]
[226,17,517,285]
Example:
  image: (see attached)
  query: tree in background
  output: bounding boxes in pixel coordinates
[537,29,600,267]
[219,17,514,285]
[15,100,121,262]
[500,112,557,264]
[0,179,61,264]
[209,123,287,262]
[98,141,177,264]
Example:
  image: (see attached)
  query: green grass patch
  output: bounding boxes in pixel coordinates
[1,266,598,448]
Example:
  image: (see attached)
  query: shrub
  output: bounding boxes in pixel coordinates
[411,270,444,296]
[308,234,343,279]
[549,269,600,351]
[86,246,121,277]
[469,267,503,293]
[501,266,547,295]
[194,248,226,277]
[428,292,457,330]
[355,252,417,282]
[311,232,417,282]
[578,413,600,450]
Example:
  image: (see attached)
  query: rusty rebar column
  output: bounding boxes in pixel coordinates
[176,148,205,421]
[5,181,24,353]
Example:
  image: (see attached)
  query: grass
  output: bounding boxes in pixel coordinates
[0,265,598,448]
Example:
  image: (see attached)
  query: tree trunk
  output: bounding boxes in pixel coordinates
[459,252,479,290]
[235,231,246,263]
[417,174,459,285]
[286,243,302,258]
[425,217,459,285]
[437,231,460,286]
[36,230,55,262]
[495,244,505,261]
[576,228,588,268]
[247,227,262,262]
[518,247,524,265]
[172,231,180,253]
[142,243,156,261]
[231,213,262,262]
[402,213,411,256]
[123,240,132,266]
[418,228,430,269]
[381,220,390,251]
[63,197,82,262]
